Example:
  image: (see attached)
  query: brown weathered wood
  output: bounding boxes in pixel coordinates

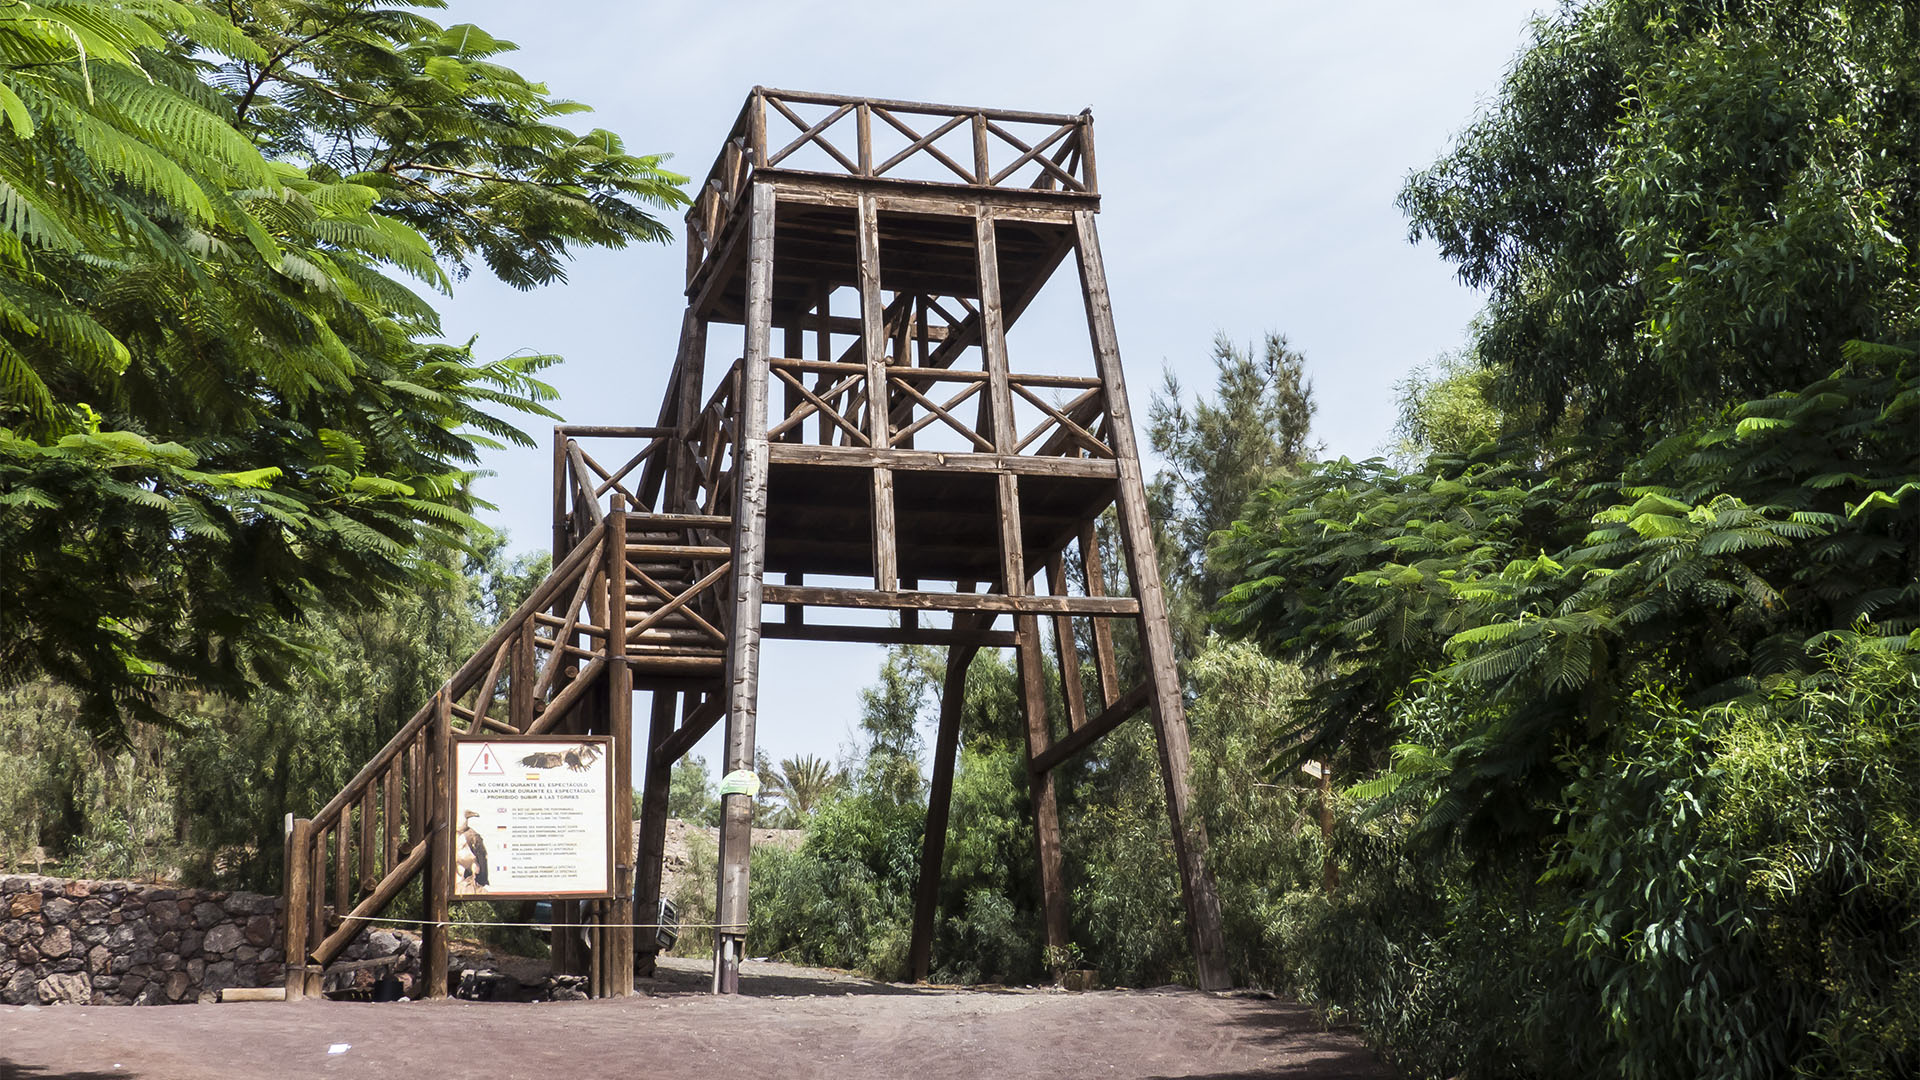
[510,618,536,730]
[716,181,775,995]
[760,584,1136,616]
[857,193,898,590]
[909,609,985,982]
[524,656,608,736]
[310,837,433,967]
[634,690,679,977]
[765,442,1118,478]
[1073,209,1229,991]
[357,786,377,894]
[332,811,350,915]
[976,210,1017,455]
[423,689,452,999]
[1016,614,1071,969]
[1030,681,1152,775]
[1046,554,1089,733]
[1080,523,1122,708]
[761,621,1015,648]
[383,764,401,873]
[653,694,725,765]
[283,816,312,999]
[626,561,732,641]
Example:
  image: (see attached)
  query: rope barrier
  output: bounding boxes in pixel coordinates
[332,913,745,932]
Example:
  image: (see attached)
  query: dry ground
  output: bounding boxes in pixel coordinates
[0,957,1391,1080]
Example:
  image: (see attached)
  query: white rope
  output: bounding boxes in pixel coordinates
[333,913,745,932]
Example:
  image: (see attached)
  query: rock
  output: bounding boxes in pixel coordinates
[41,897,74,922]
[149,904,179,930]
[191,902,225,928]
[187,957,206,983]
[245,915,276,947]
[91,974,120,992]
[62,881,89,899]
[88,945,110,972]
[8,892,42,917]
[106,924,137,950]
[73,923,109,947]
[202,960,236,991]
[39,925,72,959]
[120,973,147,999]
[77,899,109,922]
[224,892,276,917]
[165,971,190,1002]
[1,876,27,892]
[0,921,28,946]
[38,971,91,1004]
[260,947,283,965]
[179,928,203,955]
[234,946,259,964]
[14,943,38,965]
[158,952,180,971]
[4,967,36,1005]
[366,930,402,956]
[203,923,245,954]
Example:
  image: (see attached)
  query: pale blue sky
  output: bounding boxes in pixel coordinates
[430,0,1549,771]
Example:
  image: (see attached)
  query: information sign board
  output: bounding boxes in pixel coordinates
[450,735,614,900]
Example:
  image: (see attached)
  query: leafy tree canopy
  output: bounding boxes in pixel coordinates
[0,0,687,739]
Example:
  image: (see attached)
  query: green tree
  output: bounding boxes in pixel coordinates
[0,0,686,738]
[1399,0,1919,445]
[1147,332,1316,644]
[668,754,718,826]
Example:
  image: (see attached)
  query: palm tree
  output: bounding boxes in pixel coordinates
[773,755,841,820]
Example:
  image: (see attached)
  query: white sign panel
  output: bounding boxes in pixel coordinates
[451,737,613,899]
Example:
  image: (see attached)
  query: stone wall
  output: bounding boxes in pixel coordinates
[0,875,283,1005]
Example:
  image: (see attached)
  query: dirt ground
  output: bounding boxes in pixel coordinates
[0,956,1392,1079]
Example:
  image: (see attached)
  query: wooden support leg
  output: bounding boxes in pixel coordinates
[634,690,678,977]
[1017,612,1071,975]
[283,815,312,1001]
[909,614,984,982]
[423,689,452,999]
[715,181,776,995]
[1072,210,1230,990]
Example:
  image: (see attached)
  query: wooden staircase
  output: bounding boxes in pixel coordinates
[283,408,740,1000]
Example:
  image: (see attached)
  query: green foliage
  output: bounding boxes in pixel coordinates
[1148,332,1317,645]
[0,0,684,738]
[668,754,718,826]
[1399,0,1918,443]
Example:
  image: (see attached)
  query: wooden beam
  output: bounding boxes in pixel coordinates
[857,191,898,591]
[715,181,775,995]
[761,621,1013,648]
[910,612,985,982]
[423,689,452,999]
[759,584,1137,616]
[1080,522,1122,708]
[283,816,312,1000]
[766,442,1118,478]
[1047,554,1089,733]
[653,695,725,765]
[1029,681,1151,775]
[634,690,679,977]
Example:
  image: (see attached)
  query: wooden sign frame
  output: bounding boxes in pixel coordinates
[449,734,616,902]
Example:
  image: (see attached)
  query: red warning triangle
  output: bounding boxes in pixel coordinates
[468,743,505,775]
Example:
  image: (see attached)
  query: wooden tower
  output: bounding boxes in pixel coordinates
[280,88,1228,1000]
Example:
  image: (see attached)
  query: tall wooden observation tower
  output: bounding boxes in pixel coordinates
[281,88,1229,999]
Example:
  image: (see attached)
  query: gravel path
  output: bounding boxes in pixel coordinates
[0,958,1391,1080]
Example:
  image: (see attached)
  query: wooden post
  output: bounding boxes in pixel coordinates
[1071,210,1230,991]
[634,690,679,978]
[909,614,983,982]
[1079,523,1122,708]
[283,815,312,1001]
[603,496,635,995]
[423,688,452,999]
[979,198,1070,971]
[715,181,775,994]
[858,192,898,590]
[1047,554,1090,732]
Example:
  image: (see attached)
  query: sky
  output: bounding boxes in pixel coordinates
[428,0,1549,772]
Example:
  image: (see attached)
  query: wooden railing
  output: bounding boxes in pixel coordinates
[686,88,1097,283]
